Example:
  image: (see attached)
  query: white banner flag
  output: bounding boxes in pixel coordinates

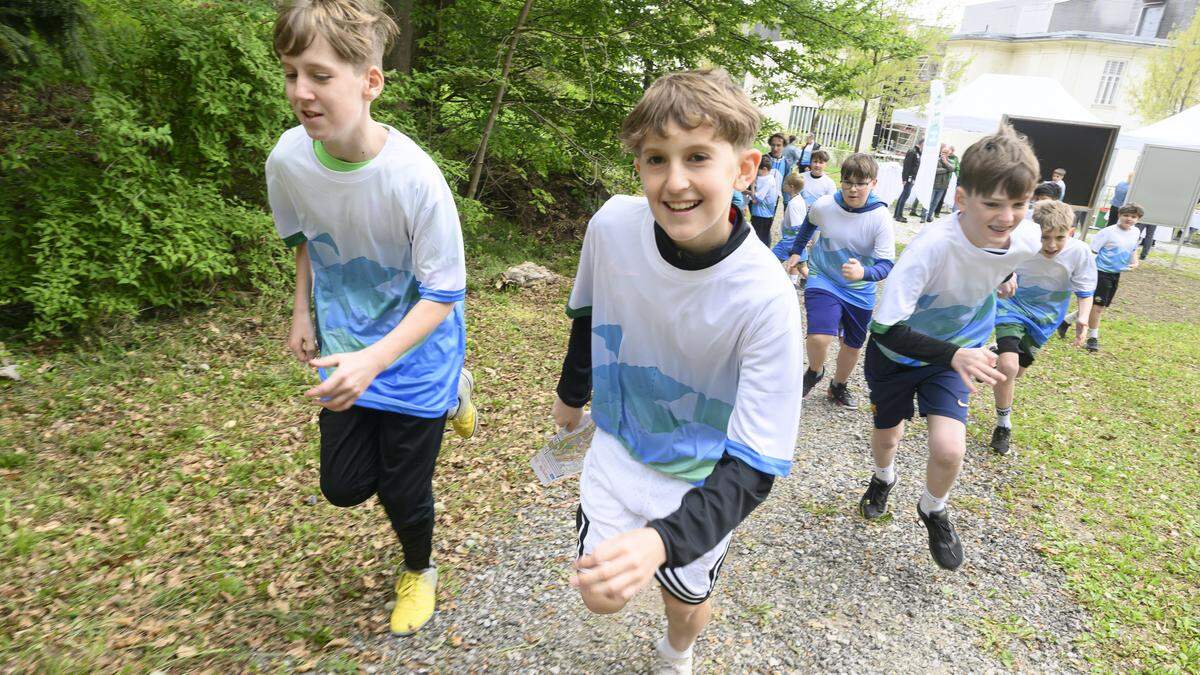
[911,79,946,218]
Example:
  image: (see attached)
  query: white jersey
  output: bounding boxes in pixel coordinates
[873,212,1041,366]
[805,193,896,309]
[1090,224,1140,273]
[567,196,803,483]
[800,171,836,205]
[996,239,1097,345]
[266,125,466,416]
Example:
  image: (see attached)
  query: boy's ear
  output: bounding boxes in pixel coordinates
[737,148,762,190]
[955,185,967,205]
[364,65,384,100]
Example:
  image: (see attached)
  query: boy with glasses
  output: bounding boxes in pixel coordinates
[785,153,895,407]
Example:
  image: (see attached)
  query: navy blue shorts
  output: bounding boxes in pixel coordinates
[804,287,873,349]
[863,339,971,429]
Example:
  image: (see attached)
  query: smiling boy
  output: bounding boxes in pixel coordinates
[552,69,802,673]
[265,0,477,637]
[858,126,1042,570]
[988,200,1096,455]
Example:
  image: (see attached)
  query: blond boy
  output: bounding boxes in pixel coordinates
[266,0,478,636]
[988,201,1096,454]
[552,70,802,673]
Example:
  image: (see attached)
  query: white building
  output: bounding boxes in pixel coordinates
[945,0,1197,128]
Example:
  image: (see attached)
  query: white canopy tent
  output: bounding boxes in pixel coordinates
[891,74,1105,131]
[1116,105,1200,150]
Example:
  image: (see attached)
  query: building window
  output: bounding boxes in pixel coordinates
[1094,60,1125,106]
[1137,2,1165,38]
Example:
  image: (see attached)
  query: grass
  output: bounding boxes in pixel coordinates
[0,235,577,671]
[969,257,1200,671]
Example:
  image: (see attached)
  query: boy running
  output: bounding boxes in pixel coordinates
[267,0,478,637]
[1062,203,1142,352]
[783,153,895,408]
[988,200,1096,455]
[771,172,807,271]
[858,127,1042,570]
[800,150,836,205]
[552,69,803,673]
[749,156,781,245]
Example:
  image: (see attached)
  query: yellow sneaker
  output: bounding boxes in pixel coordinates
[448,368,478,439]
[390,567,437,636]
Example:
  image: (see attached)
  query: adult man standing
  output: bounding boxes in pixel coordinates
[893,136,922,222]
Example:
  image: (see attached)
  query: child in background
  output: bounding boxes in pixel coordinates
[750,157,781,246]
[988,200,1096,455]
[1064,202,1142,352]
[772,172,808,284]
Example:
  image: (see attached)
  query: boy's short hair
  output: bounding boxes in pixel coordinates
[619,69,761,154]
[758,156,773,170]
[274,0,400,71]
[1032,200,1074,234]
[841,153,878,181]
[1033,182,1061,200]
[958,125,1039,199]
[810,149,830,164]
[1117,202,1145,218]
[768,132,787,145]
[1053,168,1066,176]
[783,171,805,193]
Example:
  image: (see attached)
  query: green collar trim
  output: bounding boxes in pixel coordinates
[313,140,372,171]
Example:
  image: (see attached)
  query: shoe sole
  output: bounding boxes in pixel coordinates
[452,369,478,439]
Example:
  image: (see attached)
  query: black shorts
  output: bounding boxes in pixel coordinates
[995,333,1037,368]
[1093,270,1120,307]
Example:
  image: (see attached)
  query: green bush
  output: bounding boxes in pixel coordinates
[0,0,493,338]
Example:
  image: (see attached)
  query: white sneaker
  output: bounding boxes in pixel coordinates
[653,639,693,675]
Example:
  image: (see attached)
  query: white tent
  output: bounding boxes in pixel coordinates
[1116,105,1200,150]
[891,74,1105,132]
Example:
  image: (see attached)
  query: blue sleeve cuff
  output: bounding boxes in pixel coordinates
[861,259,894,282]
[1075,291,1094,298]
[725,439,791,477]
[418,285,466,303]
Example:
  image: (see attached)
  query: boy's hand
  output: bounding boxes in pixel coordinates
[997,277,1018,299]
[799,261,809,279]
[551,396,583,432]
[288,313,319,363]
[949,347,1005,393]
[841,258,865,281]
[784,254,802,274]
[571,528,666,603]
[1128,258,1140,271]
[304,349,387,411]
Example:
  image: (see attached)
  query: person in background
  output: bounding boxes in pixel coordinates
[1107,172,1132,227]
[926,144,953,223]
[797,133,820,173]
[893,135,922,223]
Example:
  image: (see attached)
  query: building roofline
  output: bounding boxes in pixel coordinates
[949,30,1169,47]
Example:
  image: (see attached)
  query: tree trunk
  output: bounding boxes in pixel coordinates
[464,0,536,201]
[855,95,870,152]
[384,0,414,73]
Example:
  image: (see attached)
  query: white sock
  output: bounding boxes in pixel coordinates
[447,398,461,419]
[1064,311,1078,325]
[1088,328,1099,339]
[919,488,948,516]
[657,636,693,660]
[996,406,1012,429]
[873,463,895,484]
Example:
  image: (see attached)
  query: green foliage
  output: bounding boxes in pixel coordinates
[1135,15,1200,122]
[1,0,294,337]
[0,0,90,72]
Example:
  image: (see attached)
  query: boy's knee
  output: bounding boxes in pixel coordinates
[929,442,965,465]
[319,480,374,508]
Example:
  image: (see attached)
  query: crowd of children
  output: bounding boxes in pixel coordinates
[264,1,1152,671]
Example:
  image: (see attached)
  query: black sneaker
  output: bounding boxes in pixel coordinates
[1056,321,1070,340]
[858,474,896,520]
[1085,337,1099,352]
[989,426,1011,455]
[802,368,825,397]
[917,505,964,570]
[827,382,858,409]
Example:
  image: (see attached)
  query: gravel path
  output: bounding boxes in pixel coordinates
[361,212,1091,672]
